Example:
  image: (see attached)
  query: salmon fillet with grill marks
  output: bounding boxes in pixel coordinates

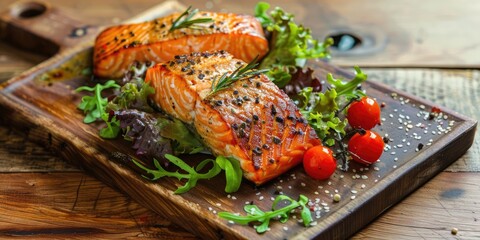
[94,11,268,79]
[145,51,321,185]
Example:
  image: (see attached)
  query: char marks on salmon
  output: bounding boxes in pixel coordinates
[145,51,320,185]
[94,12,269,78]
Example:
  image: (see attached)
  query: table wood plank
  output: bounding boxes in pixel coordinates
[186,0,480,68]
[353,172,480,239]
[0,172,197,239]
[2,0,480,68]
[0,172,477,239]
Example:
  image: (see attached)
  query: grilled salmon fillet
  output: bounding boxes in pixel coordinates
[94,11,269,79]
[145,51,320,185]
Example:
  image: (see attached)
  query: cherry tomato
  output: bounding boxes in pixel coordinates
[347,97,381,130]
[303,145,337,180]
[348,130,384,165]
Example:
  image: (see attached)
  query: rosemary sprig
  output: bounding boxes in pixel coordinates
[210,56,268,95]
[169,6,213,32]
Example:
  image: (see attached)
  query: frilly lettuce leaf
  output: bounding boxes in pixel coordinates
[255,2,333,87]
[298,67,367,145]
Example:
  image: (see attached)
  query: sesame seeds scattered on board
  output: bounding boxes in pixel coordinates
[203,91,457,234]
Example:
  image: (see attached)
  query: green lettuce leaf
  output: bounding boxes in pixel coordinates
[157,117,205,155]
[255,2,333,87]
[298,67,367,145]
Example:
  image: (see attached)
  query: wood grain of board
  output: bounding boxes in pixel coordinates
[367,68,480,172]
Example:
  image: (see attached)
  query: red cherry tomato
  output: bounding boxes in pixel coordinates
[347,97,381,130]
[303,145,337,180]
[348,130,384,165]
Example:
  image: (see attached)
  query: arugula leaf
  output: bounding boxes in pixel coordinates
[219,194,312,233]
[76,80,119,123]
[298,67,367,145]
[133,154,221,194]
[75,80,121,139]
[254,2,333,87]
[131,154,242,194]
[216,156,243,193]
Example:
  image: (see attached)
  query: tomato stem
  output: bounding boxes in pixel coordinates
[335,96,361,117]
[335,132,349,171]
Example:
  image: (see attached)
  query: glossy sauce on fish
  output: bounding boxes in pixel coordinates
[94,12,269,79]
[145,51,320,185]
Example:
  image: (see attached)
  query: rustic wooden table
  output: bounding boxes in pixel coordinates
[0,0,479,239]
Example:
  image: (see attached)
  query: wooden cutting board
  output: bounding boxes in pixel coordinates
[0,1,476,239]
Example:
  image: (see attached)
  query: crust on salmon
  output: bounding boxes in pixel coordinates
[94,12,269,79]
[145,51,321,185]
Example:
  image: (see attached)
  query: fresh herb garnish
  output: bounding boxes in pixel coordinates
[216,156,243,193]
[210,56,268,95]
[254,2,333,87]
[134,154,220,194]
[107,80,155,113]
[169,6,214,32]
[218,194,313,233]
[75,80,121,138]
[157,117,206,155]
[298,66,367,146]
[132,154,243,194]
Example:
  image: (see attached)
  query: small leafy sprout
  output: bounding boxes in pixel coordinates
[210,56,268,95]
[218,194,313,233]
[132,154,243,194]
[75,80,121,138]
[169,6,214,32]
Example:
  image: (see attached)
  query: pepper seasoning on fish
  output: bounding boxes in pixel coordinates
[145,51,321,185]
[93,11,269,79]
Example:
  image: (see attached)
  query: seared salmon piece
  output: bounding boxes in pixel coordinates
[94,11,269,79]
[145,51,320,185]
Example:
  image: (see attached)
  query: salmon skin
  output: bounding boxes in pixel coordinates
[145,51,321,185]
[93,11,269,79]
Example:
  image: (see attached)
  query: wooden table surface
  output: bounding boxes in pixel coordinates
[0,0,479,239]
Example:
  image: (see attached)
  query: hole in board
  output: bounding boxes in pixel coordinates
[328,33,363,51]
[10,2,47,19]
